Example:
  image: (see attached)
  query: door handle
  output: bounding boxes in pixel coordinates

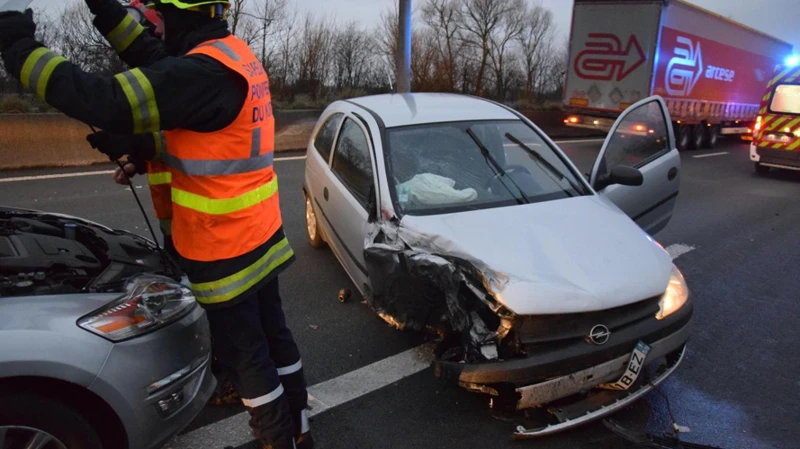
[668,167,678,180]
[323,187,329,201]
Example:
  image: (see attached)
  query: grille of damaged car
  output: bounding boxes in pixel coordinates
[514,295,661,346]
[0,209,182,297]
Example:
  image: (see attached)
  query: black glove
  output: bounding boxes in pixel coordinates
[87,131,136,161]
[0,9,36,52]
[85,0,122,16]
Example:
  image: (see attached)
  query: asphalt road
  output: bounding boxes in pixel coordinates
[2,137,799,449]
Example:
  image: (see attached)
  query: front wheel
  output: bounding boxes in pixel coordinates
[305,194,324,248]
[0,394,103,449]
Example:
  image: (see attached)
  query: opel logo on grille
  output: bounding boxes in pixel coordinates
[588,325,611,345]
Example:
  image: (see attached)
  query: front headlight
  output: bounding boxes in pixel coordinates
[79,274,196,341]
[656,265,689,320]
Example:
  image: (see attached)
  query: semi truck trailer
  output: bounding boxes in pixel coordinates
[562,0,794,151]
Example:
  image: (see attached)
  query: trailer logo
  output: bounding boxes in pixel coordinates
[574,33,646,82]
[665,36,704,97]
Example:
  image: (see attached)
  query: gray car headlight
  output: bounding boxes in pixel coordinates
[656,264,689,320]
[79,274,197,341]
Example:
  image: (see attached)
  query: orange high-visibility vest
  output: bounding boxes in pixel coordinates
[163,35,280,262]
[146,131,172,236]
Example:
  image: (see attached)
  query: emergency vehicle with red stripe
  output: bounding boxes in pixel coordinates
[751,58,800,174]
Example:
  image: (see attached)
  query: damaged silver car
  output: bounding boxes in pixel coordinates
[302,93,692,437]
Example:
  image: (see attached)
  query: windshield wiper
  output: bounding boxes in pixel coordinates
[466,127,530,204]
[504,133,584,196]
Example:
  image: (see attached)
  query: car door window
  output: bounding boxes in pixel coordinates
[599,101,670,176]
[331,118,374,209]
[314,113,344,162]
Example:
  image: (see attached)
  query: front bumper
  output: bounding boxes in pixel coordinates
[433,298,693,436]
[88,304,216,449]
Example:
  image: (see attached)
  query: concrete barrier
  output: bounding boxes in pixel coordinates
[0,107,601,170]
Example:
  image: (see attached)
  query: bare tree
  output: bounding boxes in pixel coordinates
[333,21,375,91]
[229,0,246,37]
[421,0,462,91]
[517,3,556,103]
[457,0,519,96]
[295,12,335,98]
[53,2,124,75]
[488,0,526,99]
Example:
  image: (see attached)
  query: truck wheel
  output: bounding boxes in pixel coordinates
[691,125,704,150]
[677,125,692,151]
[755,162,770,175]
[702,125,719,149]
[0,394,103,449]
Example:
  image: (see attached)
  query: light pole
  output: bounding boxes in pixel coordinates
[397,0,412,93]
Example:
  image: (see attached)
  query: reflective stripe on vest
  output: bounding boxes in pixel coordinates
[147,132,173,224]
[164,35,280,264]
[20,48,67,100]
[190,236,293,304]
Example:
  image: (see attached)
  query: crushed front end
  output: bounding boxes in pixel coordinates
[362,220,693,437]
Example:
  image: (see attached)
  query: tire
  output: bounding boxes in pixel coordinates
[702,125,719,149]
[755,162,770,175]
[0,394,103,449]
[304,194,324,248]
[676,124,691,151]
[690,124,704,150]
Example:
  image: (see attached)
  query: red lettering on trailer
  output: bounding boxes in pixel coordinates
[574,33,646,82]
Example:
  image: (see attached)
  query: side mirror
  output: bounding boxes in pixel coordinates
[595,165,643,190]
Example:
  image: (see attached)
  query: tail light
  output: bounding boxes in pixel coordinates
[754,116,762,131]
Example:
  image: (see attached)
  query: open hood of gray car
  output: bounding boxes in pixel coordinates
[399,195,673,315]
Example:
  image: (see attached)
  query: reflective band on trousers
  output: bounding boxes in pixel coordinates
[241,384,284,408]
[147,172,172,185]
[277,360,302,376]
[191,237,293,304]
[193,40,241,61]
[172,175,278,215]
[115,69,160,133]
[153,131,167,161]
[106,13,144,53]
[20,48,67,99]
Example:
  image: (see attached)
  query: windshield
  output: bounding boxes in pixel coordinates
[770,84,800,115]
[384,120,588,216]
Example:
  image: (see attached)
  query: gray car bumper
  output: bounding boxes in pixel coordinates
[88,304,216,449]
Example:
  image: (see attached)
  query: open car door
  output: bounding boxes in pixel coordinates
[589,96,680,235]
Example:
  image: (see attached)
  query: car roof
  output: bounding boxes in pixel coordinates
[345,93,520,128]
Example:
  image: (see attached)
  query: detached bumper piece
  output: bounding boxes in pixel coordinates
[512,343,687,439]
[602,420,725,449]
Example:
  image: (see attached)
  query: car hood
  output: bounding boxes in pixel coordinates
[399,195,673,315]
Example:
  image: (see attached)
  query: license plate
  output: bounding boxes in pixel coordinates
[598,341,651,391]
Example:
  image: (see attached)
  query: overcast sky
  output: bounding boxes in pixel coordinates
[29,0,800,50]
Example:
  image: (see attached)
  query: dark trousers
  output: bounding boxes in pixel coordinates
[205,277,308,445]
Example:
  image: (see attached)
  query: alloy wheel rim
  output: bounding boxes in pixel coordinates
[305,198,317,240]
[0,426,68,449]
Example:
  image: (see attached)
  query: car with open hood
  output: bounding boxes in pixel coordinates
[0,206,215,449]
[302,93,692,437]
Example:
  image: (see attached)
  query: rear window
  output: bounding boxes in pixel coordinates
[770,84,800,115]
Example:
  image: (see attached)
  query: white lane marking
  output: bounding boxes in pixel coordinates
[170,243,697,448]
[692,151,729,159]
[170,343,436,448]
[666,243,695,260]
[0,156,308,183]
[0,170,116,183]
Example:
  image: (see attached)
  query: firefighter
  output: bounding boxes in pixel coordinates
[0,2,312,448]
[81,0,240,407]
